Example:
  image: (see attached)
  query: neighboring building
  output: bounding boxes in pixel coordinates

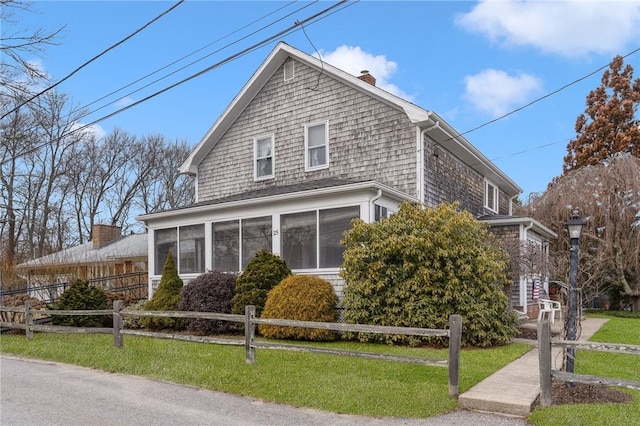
[481,216,557,318]
[12,224,148,302]
[137,42,554,318]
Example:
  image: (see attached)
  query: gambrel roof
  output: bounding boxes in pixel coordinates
[180,42,521,198]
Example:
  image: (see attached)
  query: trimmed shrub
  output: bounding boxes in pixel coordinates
[143,252,183,330]
[52,279,108,327]
[231,250,291,316]
[178,271,237,334]
[341,201,518,348]
[259,275,338,341]
[122,300,146,329]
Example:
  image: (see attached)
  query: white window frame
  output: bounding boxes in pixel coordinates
[284,59,295,81]
[484,180,499,213]
[253,134,274,181]
[304,121,329,171]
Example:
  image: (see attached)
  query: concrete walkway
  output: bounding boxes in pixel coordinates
[458,317,609,417]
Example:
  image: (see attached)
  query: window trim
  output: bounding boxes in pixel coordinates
[484,180,499,213]
[253,134,274,181]
[304,121,329,171]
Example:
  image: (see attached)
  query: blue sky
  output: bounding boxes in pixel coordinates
[10,0,640,201]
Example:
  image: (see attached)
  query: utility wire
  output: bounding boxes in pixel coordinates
[70,1,319,126]
[2,0,350,164]
[64,1,311,125]
[443,46,640,142]
[1,0,185,120]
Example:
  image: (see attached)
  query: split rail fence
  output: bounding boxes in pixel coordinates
[537,319,640,407]
[1,301,463,398]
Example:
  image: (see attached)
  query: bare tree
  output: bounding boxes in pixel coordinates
[137,138,194,214]
[520,154,640,311]
[0,0,64,97]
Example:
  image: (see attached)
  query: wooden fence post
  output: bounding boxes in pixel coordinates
[245,305,256,364]
[113,300,123,348]
[538,319,552,407]
[448,314,462,398]
[24,300,33,340]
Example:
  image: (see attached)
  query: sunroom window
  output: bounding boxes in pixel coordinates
[212,216,273,272]
[179,224,205,274]
[154,228,176,275]
[281,206,359,269]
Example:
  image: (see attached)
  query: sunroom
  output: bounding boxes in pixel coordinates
[137,179,414,298]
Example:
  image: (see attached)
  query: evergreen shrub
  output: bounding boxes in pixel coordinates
[178,270,237,334]
[341,201,518,347]
[52,279,108,327]
[231,250,291,316]
[143,252,183,330]
[259,275,338,341]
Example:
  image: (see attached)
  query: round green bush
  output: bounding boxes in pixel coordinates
[52,279,108,327]
[143,252,184,330]
[259,275,338,341]
[178,271,237,334]
[341,201,518,347]
[231,250,291,316]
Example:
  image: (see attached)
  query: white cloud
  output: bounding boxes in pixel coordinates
[317,45,413,100]
[463,69,542,118]
[71,121,106,141]
[456,0,640,57]
[115,96,135,108]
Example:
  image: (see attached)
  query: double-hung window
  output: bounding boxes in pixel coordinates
[305,121,328,170]
[484,180,499,213]
[254,135,274,180]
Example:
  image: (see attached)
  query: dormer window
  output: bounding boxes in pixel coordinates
[254,135,274,180]
[484,180,499,213]
[305,121,329,171]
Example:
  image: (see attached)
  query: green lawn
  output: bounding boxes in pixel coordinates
[528,314,640,425]
[0,332,529,419]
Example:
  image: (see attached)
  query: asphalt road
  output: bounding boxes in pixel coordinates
[0,355,530,425]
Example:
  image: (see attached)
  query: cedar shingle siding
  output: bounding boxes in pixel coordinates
[197,60,417,202]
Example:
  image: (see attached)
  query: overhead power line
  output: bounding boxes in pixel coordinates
[2,0,351,164]
[1,0,185,120]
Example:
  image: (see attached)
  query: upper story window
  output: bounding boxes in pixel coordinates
[484,180,499,213]
[305,121,329,171]
[254,135,274,180]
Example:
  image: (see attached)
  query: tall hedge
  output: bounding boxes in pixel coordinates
[231,250,291,316]
[143,252,183,330]
[341,201,517,347]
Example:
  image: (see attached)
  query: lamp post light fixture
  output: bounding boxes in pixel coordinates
[565,210,585,383]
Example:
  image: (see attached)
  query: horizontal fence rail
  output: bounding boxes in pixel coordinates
[1,301,463,398]
[537,320,640,407]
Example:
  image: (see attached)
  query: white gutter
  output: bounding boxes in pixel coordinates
[509,194,518,216]
[417,117,438,203]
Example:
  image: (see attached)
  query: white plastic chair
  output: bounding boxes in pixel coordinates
[537,298,562,324]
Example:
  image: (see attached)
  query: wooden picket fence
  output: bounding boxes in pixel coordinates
[537,319,640,407]
[1,301,463,398]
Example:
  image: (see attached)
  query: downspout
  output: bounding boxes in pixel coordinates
[370,189,383,221]
[418,117,439,204]
[520,220,534,315]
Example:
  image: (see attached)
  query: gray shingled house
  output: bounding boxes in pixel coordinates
[137,42,555,318]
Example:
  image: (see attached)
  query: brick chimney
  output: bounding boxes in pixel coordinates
[92,224,122,249]
[357,70,376,86]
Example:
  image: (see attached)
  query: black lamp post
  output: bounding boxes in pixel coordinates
[565,210,585,380]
